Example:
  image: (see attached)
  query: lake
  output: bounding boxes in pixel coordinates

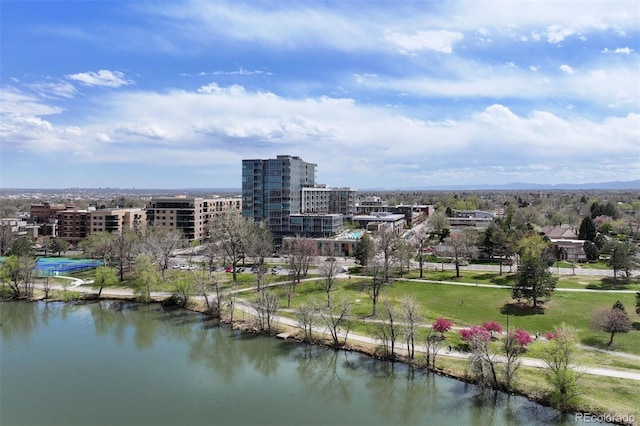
[0,301,582,426]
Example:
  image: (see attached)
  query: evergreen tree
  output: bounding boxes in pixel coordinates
[354,232,374,267]
[578,216,597,242]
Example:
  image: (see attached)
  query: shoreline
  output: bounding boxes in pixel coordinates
[11,290,639,426]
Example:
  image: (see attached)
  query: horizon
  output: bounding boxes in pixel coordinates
[1,1,638,189]
[1,179,638,193]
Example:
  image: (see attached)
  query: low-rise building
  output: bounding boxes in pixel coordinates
[352,212,406,234]
[89,208,146,235]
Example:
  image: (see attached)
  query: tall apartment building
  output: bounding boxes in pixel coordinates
[146,196,241,241]
[242,155,316,242]
[89,208,147,235]
[242,155,355,245]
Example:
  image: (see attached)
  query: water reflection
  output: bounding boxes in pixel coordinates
[0,301,583,426]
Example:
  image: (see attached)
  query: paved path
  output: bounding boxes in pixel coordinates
[36,276,640,382]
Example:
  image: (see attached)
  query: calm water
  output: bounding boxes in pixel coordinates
[0,301,580,426]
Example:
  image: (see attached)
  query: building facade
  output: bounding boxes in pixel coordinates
[89,208,147,235]
[146,196,241,241]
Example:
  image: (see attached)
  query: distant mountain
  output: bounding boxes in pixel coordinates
[363,180,640,191]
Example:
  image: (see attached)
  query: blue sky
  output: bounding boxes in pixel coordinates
[1,1,638,189]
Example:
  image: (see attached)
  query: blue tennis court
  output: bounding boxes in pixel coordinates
[34,257,103,277]
[1,257,102,277]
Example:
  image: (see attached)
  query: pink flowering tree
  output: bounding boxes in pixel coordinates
[545,331,558,340]
[482,321,502,338]
[460,326,491,343]
[512,329,533,350]
[432,317,453,338]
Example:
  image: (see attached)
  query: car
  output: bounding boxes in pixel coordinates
[225,266,233,273]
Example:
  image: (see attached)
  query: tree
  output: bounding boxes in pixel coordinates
[412,225,430,278]
[133,253,159,303]
[254,290,279,333]
[317,297,352,348]
[365,254,387,316]
[582,241,599,262]
[400,296,421,362]
[9,237,35,257]
[80,232,115,265]
[541,323,580,410]
[503,332,522,392]
[607,240,640,281]
[112,230,140,281]
[432,317,453,337]
[0,224,18,256]
[578,216,597,242]
[93,266,118,297]
[482,321,502,338]
[377,299,401,360]
[0,254,35,298]
[444,230,475,278]
[353,232,374,267]
[143,228,183,279]
[464,326,498,389]
[286,237,317,284]
[484,224,513,275]
[394,238,413,276]
[244,221,273,292]
[424,328,444,370]
[591,304,632,346]
[512,256,557,308]
[318,256,340,307]
[296,301,317,343]
[427,211,449,241]
[636,292,640,315]
[206,209,250,286]
[48,237,70,256]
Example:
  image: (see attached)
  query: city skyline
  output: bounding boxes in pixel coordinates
[1,1,639,190]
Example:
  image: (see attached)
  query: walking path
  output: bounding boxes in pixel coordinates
[35,275,640,382]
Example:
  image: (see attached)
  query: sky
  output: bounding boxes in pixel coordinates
[1,1,639,190]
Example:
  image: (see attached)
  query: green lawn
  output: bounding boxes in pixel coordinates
[266,277,640,355]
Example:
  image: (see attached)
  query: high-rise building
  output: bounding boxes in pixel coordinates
[242,155,316,242]
[242,155,355,245]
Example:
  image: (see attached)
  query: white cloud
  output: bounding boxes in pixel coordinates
[602,47,634,54]
[559,64,574,74]
[4,82,638,187]
[383,29,464,54]
[25,81,77,99]
[67,70,133,87]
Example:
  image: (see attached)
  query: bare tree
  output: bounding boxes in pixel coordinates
[375,226,399,285]
[503,332,522,391]
[245,221,273,292]
[317,297,352,348]
[286,237,317,283]
[377,299,401,360]
[400,296,421,362]
[394,239,413,276]
[423,328,443,371]
[254,290,279,333]
[112,230,139,281]
[468,329,499,389]
[143,228,183,279]
[296,301,317,343]
[206,209,251,286]
[444,230,475,278]
[318,256,340,307]
[413,226,430,278]
[285,237,318,307]
[41,275,53,300]
[0,224,18,256]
